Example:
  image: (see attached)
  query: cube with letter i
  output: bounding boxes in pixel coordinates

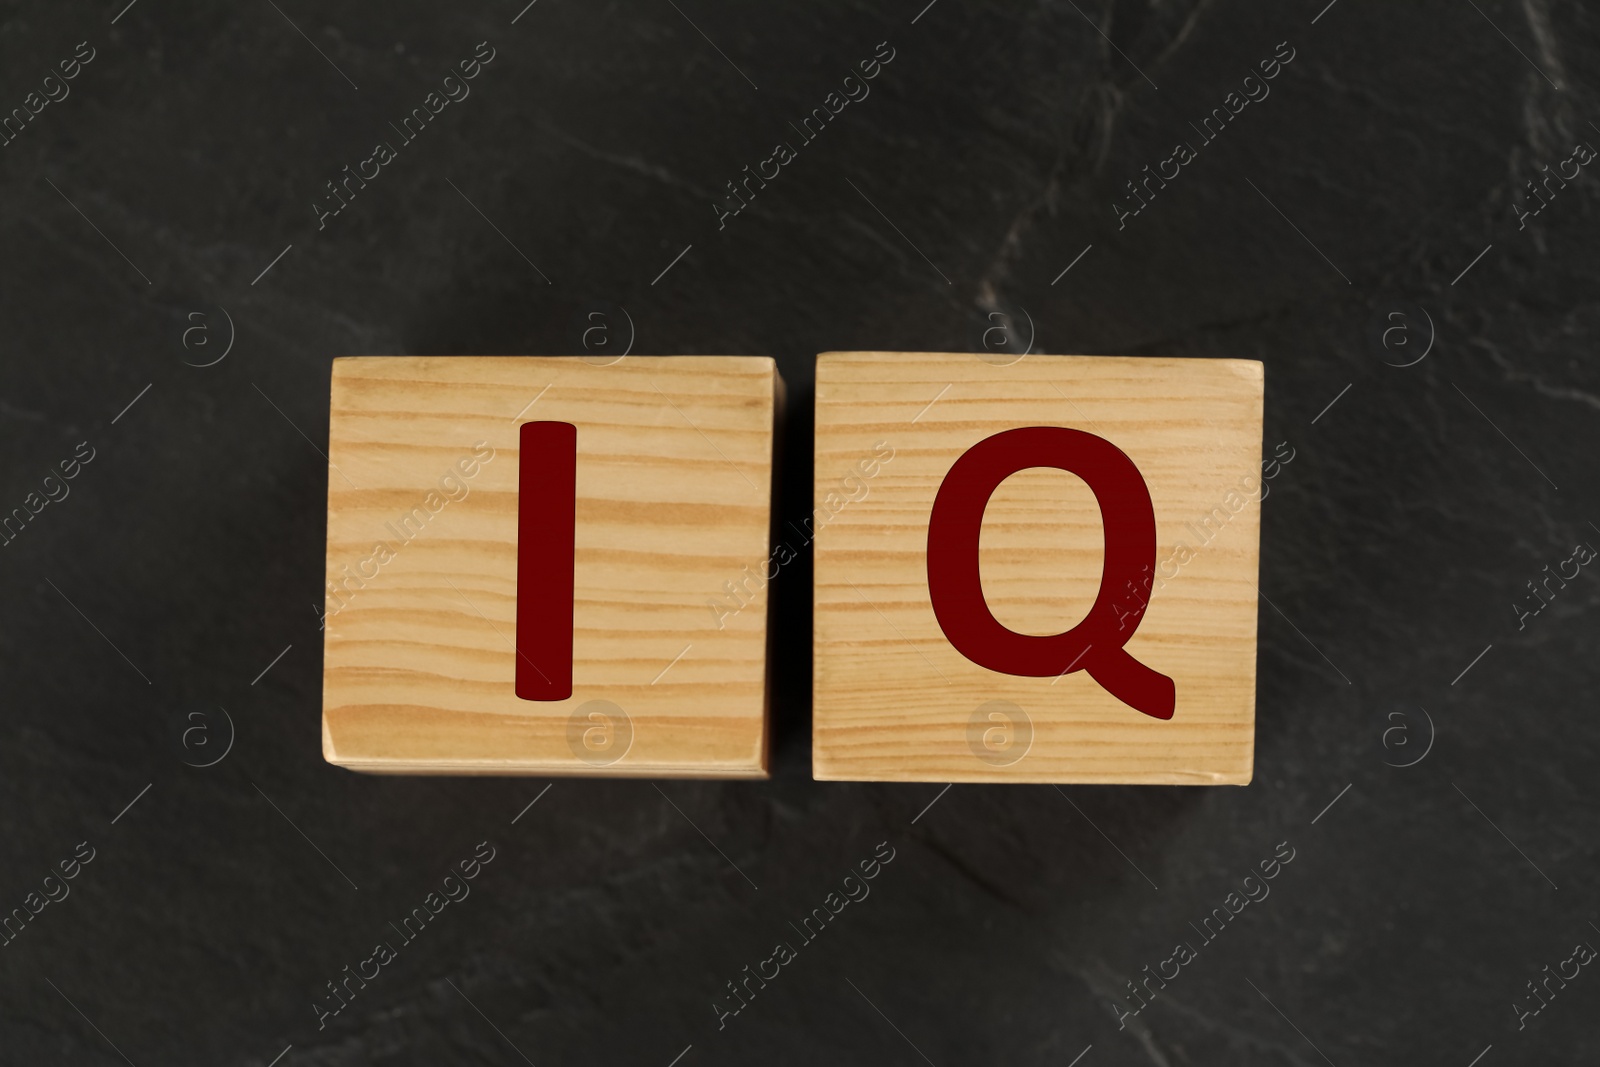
[321,356,781,777]
[811,351,1264,784]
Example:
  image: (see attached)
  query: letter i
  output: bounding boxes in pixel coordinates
[516,421,576,700]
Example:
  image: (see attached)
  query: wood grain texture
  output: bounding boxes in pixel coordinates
[812,351,1264,784]
[322,356,779,777]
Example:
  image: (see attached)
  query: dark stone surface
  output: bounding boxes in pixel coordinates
[2,1,1598,1063]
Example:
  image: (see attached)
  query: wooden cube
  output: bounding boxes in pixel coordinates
[812,351,1264,784]
[322,356,780,777]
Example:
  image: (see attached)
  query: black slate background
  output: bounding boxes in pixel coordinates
[2,1,1598,1064]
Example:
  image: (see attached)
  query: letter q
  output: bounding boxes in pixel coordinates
[926,426,1175,719]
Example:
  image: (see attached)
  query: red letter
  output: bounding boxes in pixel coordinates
[516,422,575,700]
[926,426,1174,719]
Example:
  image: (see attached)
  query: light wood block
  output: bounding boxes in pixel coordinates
[812,351,1264,784]
[321,356,780,777]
